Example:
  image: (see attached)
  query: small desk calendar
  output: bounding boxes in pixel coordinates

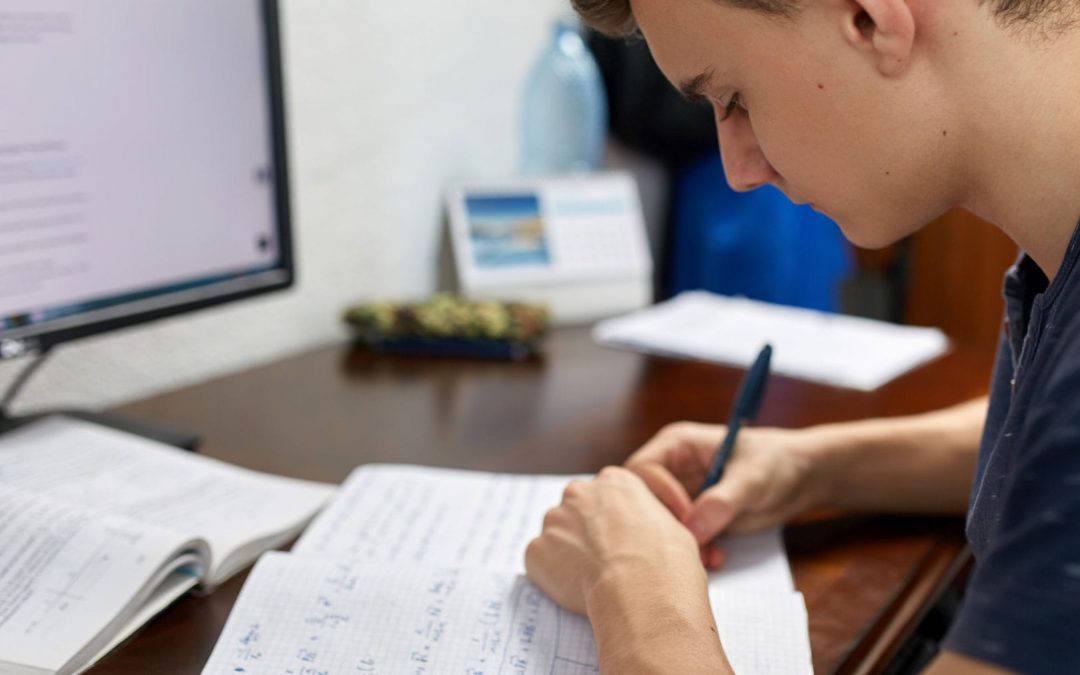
[446,172,653,323]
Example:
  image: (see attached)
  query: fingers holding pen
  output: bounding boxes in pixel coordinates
[625,461,737,570]
[701,543,726,570]
[685,474,758,544]
[626,422,728,488]
[687,474,766,570]
[626,461,694,521]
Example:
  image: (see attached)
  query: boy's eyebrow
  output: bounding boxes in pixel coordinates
[678,68,715,103]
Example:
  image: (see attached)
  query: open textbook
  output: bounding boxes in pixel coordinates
[203,465,813,674]
[0,416,334,675]
[594,290,949,391]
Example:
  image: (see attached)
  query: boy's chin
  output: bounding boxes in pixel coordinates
[835,216,920,250]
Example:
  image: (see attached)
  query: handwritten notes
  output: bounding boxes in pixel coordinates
[293,465,571,572]
[296,465,795,595]
[204,465,812,675]
[203,553,599,675]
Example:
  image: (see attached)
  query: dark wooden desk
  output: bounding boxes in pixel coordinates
[91,328,997,674]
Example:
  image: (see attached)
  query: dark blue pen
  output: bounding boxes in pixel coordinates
[701,343,773,491]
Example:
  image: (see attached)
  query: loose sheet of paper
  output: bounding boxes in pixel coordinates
[593,290,949,390]
[0,417,334,583]
[0,485,202,673]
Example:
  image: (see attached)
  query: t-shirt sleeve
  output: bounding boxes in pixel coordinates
[944,351,1080,674]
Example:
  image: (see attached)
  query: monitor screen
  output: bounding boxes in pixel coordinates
[0,0,292,359]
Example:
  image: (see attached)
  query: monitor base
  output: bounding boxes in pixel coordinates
[0,410,200,452]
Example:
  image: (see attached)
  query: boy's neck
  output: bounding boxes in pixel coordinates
[949,6,1080,281]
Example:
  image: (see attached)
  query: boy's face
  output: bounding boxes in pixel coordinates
[631,0,960,249]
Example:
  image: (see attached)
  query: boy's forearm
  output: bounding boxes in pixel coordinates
[805,397,987,514]
[586,566,732,675]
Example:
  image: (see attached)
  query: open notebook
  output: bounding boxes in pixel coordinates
[0,417,334,675]
[202,465,813,674]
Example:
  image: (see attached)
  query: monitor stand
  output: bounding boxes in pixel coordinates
[0,410,201,451]
[0,349,200,451]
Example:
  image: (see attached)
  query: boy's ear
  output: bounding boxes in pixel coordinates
[840,0,916,77]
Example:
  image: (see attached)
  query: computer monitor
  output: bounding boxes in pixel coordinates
[0,0,293,362]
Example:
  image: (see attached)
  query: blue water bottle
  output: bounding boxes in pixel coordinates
[520,17,608,175]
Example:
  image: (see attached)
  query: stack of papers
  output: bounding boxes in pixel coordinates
[594,291,949,390]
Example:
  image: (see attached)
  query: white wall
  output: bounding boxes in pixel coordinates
[0,0,568,413]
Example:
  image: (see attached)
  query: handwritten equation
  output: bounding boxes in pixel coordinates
[202,553,598,675]
[292,466,571,573]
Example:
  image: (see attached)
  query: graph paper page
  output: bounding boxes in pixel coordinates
[712,589,814,675]
[201,552,599,675]
[210,465,810,675]
[709,528,794,593]
[292,464,573,572]
[293,464,793,595]
[202,553,812,675]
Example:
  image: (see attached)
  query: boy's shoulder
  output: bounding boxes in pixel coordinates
[944,238,1080,674]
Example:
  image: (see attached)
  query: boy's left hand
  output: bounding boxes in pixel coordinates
[524,466,705,616]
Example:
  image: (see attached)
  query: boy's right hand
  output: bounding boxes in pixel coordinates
[624,421,832,567]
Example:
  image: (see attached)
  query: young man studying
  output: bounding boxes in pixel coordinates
[524,0,1080,673]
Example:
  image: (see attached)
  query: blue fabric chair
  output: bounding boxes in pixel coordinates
[669,153,852,312]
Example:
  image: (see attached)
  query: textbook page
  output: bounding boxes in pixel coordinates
[87,569,200,672]
[593,291,949,391]
[0,417,335,584]
[203,553,811,675]
[294,464,794,593]
[0,485,206,675]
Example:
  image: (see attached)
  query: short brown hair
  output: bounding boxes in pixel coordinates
[991,0,1075,25]
[571,0,1072,36]
[570,0,795,36]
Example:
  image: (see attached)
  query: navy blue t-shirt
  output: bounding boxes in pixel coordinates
[943,222,1080,673]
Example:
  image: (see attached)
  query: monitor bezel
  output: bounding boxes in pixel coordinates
[0,0,295,359]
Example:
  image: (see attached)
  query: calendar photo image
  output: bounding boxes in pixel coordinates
[464,193,552,269]
[447,173,653,291]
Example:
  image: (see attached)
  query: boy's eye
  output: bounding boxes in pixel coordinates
[719,93,745,122]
